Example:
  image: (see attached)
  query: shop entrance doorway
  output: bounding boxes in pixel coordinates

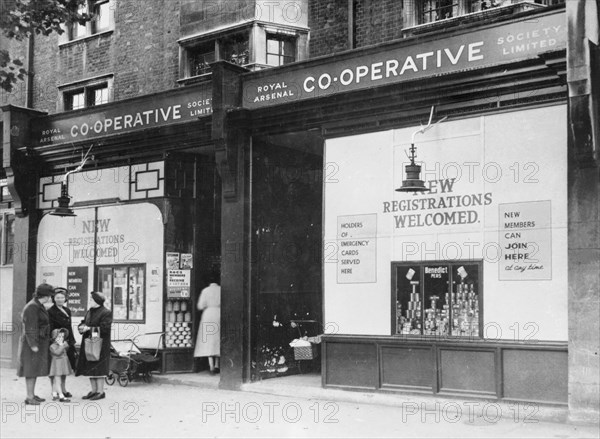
[250,132,324,381]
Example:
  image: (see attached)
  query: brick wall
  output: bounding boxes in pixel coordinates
[308,0,350,58]
[31,0,182,114]
[307,0,404,58]
[354,0,403,49]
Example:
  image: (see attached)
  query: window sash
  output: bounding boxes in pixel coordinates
[64,83,109,110]
[266,35,296,67]
[92,0,111,33]
[68,0,113,41]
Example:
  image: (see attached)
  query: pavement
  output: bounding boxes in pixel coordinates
[1,367,599,438]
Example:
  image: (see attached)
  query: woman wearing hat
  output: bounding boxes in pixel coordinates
[48,287,77,397]
[17,283,54,405]
[76,291,113,400]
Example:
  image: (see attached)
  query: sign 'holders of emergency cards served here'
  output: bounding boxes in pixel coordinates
[337,214,377,283]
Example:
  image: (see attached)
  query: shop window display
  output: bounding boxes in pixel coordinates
[97,264,145,322]
[164,298,193,348]
[393,260,481,337]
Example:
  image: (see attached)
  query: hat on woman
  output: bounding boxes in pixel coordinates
[90,291,106,305]
[35,283,55,298]
[51,328,69,340]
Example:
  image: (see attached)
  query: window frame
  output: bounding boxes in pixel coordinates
[391,259,483,339]
[96,263,147,323]
[180,29,252,80]
[59,75,113,112]
[63,0,115,43]
[265,33,297,67]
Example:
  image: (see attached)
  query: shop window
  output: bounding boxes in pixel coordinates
[266,34,296,67]
[1,213,15,266]
[66,0,114,41]
[97,264,145,322]
[62,79,112,111]
[392,260,482,338]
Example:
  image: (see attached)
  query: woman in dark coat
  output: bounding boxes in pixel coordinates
[76,291,112,401]
[17,283,54,405]
[47,287,77,397]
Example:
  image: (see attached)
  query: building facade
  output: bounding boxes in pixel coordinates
[1,0,598,424]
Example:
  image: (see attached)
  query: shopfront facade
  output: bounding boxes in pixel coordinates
[3,83,221,373]
[2,0,597,423]
[214,4,597,415]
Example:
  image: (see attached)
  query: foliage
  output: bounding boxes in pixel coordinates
[1,0,91,93]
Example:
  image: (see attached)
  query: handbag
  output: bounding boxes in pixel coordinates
[84,327,103,361]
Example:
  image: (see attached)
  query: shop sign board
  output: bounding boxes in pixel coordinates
[498,201,552,281]
[167,269,191,298]
[337,214,377,283]
[66,267,89,317]
[243,11,565,109]
[33,83,212,147]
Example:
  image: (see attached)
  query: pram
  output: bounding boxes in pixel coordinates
[105,334,163,387]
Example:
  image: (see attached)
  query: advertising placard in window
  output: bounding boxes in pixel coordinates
[499,200,552,281]
[66,267,88,317]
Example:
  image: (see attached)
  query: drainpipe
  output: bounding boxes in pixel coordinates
[25,33,34,108]
[348,0,354,50]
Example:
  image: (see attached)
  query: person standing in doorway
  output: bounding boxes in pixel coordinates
[194,275,221,374]
[17,283,54,405]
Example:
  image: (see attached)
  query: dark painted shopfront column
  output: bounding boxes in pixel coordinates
[2,105,45,367]
[566,0,600,423]
[212,61,251,390]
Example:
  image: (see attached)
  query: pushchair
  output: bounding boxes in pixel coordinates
[105,334,163,387]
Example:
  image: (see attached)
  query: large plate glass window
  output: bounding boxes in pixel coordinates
[97,264,145,322]
[393,260,482,337]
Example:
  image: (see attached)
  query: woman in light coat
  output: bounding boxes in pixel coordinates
[194,276,221,374]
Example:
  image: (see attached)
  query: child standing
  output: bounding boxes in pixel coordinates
[49,328,73,402]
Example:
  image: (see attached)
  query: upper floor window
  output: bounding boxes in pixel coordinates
[266,34,296,67]
[408,0,564,28]
[188,43,216,77]
[181,30,250,79]
[221,33,250,66]
[420,0,459,23]
[1,212,15,266]
[60,76,113,111]
[65,0,114,42]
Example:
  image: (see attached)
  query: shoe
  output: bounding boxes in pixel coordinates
[52,393,60,401]
[63,391,72,398]
[82,391,97,400]
[89,392,105,400]
[59,397,71,403]
[214,368,220,374]
[33,395,45,402]
[24,398,40,405]
[209,369,216,375]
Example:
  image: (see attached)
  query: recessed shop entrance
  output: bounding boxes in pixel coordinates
[249,131,324,381]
